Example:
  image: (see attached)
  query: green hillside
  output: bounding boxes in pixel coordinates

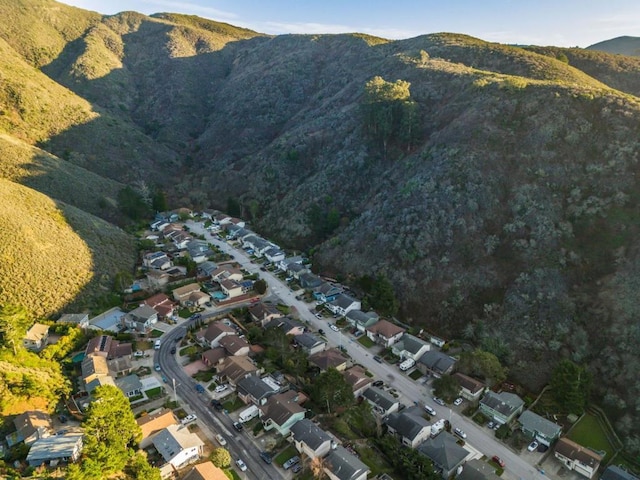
[587,35,640,57]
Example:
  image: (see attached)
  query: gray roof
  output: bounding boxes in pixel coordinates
[298,272,322,288]
[237,376,275,401]
[57,313,88,325]
[265,247,284,258]
[518,410,562,439]
[601,466,640,480]
[265,317,305,333]
[385,411,430,441]
[481,391,525,417]
[396,333,429,355]
[418,432,468,472]
[362,387,398,411]
[153,425,203,462]
[290,419,332,450]
[294,332,325,349]
[198,261,218,276]
[457,458,501,480]
[287,263,307,273]
[325,446,370,480]
[418,350,457,374]
[346,310,379,325]
[26,434,83,464]
[316,282,343,296]
[115,374,143,394]
[127,305,157,321]
[281,256,303,267]
[331,294,359,309]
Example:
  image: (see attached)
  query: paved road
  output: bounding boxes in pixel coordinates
[186,221,550,480]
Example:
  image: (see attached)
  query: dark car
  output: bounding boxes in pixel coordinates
[318,329,325,335]
[259,451,272,464]
[195,384,205,393]
[58,414,68,424]
[174,335,184,342]
[233,421,244,431]
[373,355,383,363]
[492,456,506,468]
[292,464,303,473]
[372,380,384,387]
[211,400,223,410]
[170,347,176,354]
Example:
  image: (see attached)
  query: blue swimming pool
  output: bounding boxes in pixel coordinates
[212,291,227,300]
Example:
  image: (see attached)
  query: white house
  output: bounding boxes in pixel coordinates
[153,424,204,470]
[290,419,333,459]
[327,294,362,317]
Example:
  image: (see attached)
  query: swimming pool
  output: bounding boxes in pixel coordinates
[211,291,227,300]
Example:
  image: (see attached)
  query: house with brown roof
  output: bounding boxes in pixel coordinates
[211,265,244,283]
[366,320,405,347]
[309,348,349,372]
[342,366,373,397]
[554,437,603,479]
[219,335,250,356]
[249,302,284,327]
[452,373,486,401]
[201,347,226,367]
[172,283,204,306]
[217,356,259,386]
[85,335,132,360]
[265,317,306,336]
[197,321,236,348]
[107,356,133,377]
[23,323,49,351]
[143,293,176,320]
[5,411,53,447]
[260,390,306,436]
[220,279,244,299]
[183,462,228,480]
[122,305,159,332]
[81,355,110,385]
[136,408,178,449]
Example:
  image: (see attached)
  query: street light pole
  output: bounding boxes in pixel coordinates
[173,378,177,403]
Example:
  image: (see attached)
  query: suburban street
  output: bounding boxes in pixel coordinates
[182,220,550,480]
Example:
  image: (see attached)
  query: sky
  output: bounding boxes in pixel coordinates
[60,0,639,48]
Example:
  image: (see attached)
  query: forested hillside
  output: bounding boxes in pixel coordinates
[0,0,639,453]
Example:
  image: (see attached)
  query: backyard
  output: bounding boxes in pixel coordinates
[567,413,616,459]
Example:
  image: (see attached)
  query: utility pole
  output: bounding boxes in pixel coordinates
[173,378,177,403]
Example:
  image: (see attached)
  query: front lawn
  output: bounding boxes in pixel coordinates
[225,468,242,480]
[356,444,394,477]
[358,336,375,348]
[145,387,163,399]
[274,445,299,466]
[180,345,200,356]
[567,413,615,459]
[222,396,245,412]
[409,370,423,380]
[149,329,164,338]
[193,370,215,382]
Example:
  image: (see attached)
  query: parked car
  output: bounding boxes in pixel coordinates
[170,347,176,354]
[453,397,463,406]
[181,414,197,425]
[214,384,229,393]
[211,400,223,410]
[259,451,272,464]
[215,434,227,446]
[315,313,323,319]
[283,456,300,470]
[292,464,303,473]
[154,364,161,371]
[235,459,247,472]
[58,415,68,424]
[134,351,144,358]
[528,440,539,452]
[424,405,437,416]
[195,384,205,393]
[233,421,244,431]
[174,336,183,342]
[373,355,383,363]
[492,456,506,467]
[454,427,467,439]
[487,421,496,429]
[433,397,446,406]
[372,380,384,387]
[318,329,325,335]
[330,324,339,332]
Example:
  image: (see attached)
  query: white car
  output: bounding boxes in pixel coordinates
[181,414,197,425]
[236,459,247,472]
[528,440,539,452]
[214,384,229,393]
[329,324,339,332]
[215,434,227,446]
[454,427,467,439]
[133,350,144,358]
[453,397,463,406]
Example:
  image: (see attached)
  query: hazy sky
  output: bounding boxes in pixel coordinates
[61,0,639,47]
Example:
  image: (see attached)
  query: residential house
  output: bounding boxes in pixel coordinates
[81,355,110,387]
[57,313,89,329]
[219,335,251,357]
[197,321,236,348]
[197,261,218,279]
[290,419,333,459]
[107,355,133,377]
[366,320,405,348]
[327,294,362,317]
[264,247,286,264]
[23,323,49,351]
[229,217,245,228]
[457,458,502,480]
[85,375,116,394]
[361,387,400,417]
[298,272,323,289]
[136,408,179,449]
[26,433,83,467]
[172,283,204,306]
[186,240,213,264]
[391,333,431,361]
[287,262,309,279]
[265,317,306,336]
[278,256,304,272]
[249,302,284,327]
[214,214,231,225]
[479,391,525,425]
[324,445,370,480]
[146,269,171,289]
[554,437,603,479]
[143,251,172,270]
[217,356,259,386]
[345,310,379,332]
[189,290,211,307]
[601,466,640,480]
[416,350,457,378]
[153,424,204,470]
[314,282,344,304]
[225,224,243,238]
[417,432,469,479]
[452,373,486,401]
[220,279,243,298]
[5,411,52,447]
[518,410,562,446]
[294,332,327,355]
[85,335,132,360]
[236,376,277,406]
[243,235,273,257]
[342,366,373,398]
[165,229,192,249]
[232,228,253,241]
[309,349,349,372]
[143,293,176,321]
[260,390,306,436]
[116,374,143,398]
[122,305,158,332]
[183,462,229,480]
[201,347,226,368]
[150,219,170,232]
[385,408,432,448]
[210,265,244,283]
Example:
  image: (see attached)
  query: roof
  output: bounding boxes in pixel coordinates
[197,261,218,276]
[237,376,275,400]
[202,347,226,365]
[362,387,398,411]
[144,293,173,308]
[385,411,430,441]
[342,366,373,391]
[309,348,348,370]
[418,432,469,472]
[457,458,502,480]
[172,283,202,297]
[265,317,305,333]
[453,373,485,394]
[126,305,158,321]
[57,314,89,325]
[218,335,250,355]
[331,294,359,309]
[136,409,178,441]
[290,419,332,450]
[480,391,525,417]
[108,356,132,374]
[25,323,49,342]
[203,321,235,342]
[395,333,429,355]
[260,391,305,427]
[115,374,143,393]
[183,462,229,480]
[218,356,258,383]
[26,434,83,463]
[249,303,282,320]
[294,332,325,349]
[85,335,113,356]
[220,278,241,290]
[601,465,640,480]
[418,350,457,374]
[153,424,204,462]
[12,411,52,440]
[81,355,109,379]
[298,272,322,287]
[316,282,343,296]
[325,445,370,480]
[85,375,116,393]
[554,437,603,468]
[345,309,379,324]
[518,410,562,439]
[366,319,405,338]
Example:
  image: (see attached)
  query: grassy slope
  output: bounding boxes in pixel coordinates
[587,36,640,57]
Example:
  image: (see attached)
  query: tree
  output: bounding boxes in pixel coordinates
[81,385,142,475]
[0,304,31,355]
[432,375,461,401]
[151,189,168,213]
[368,275,399,317]
[125,452,161,480]
[311,368,354,413]
[254,279,267,294]
[457,349,507,386]
[210,447,231,468]
[550,359,591,414]
[118,186,151,221]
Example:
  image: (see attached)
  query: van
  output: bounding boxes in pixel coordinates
[424,405,437,416]
[154,340,161,350]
